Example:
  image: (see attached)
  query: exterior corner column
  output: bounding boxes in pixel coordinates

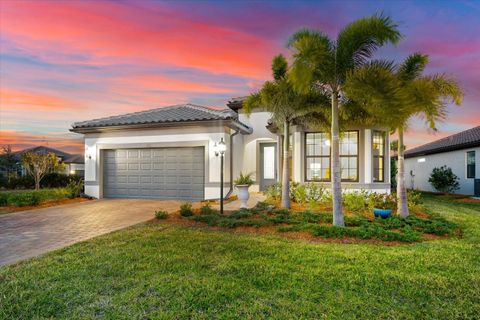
[293,130,302,182]
[364,129,372,184]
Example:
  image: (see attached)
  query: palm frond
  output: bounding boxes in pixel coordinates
[397,53,429,82]
[272,54,288,81]
[336,12,402,75]
[288,28,335,91]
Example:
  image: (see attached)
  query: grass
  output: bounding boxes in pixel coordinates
[0,193,479,319]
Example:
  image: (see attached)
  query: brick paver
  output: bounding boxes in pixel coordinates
[0,199,183,266]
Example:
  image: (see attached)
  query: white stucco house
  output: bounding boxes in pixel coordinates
[70,98,391,200]
[404,125,480,196]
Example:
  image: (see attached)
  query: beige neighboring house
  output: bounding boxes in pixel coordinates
[70,98,391,201]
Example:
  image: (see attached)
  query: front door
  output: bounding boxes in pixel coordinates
[260,143,277,191]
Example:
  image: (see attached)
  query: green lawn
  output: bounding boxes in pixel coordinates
[1,193,479,319]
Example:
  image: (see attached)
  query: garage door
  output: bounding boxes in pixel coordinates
[103,147,204,200]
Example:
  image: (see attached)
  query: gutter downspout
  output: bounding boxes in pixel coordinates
[225,128,240,199]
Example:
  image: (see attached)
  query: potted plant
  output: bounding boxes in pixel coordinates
[369,193,397,219]
[234,172,254,209]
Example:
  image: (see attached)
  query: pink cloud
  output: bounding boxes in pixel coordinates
[0,1,275,79]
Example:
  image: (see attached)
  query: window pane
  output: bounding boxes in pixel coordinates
[467,151,475,165]
[340,131,358,156]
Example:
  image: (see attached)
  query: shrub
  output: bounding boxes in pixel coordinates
[428,165,460,193]
[179,203,193,217]
[264,183,281,201]
[291,183,307,204]
[7,191,41,206]
[154,210,169,219]
[306,182,324,203]
[254,201,272,211]
[319,190,333,206]
[368,193,397,211]
[407,189,424,213]
[234,172,255,186]
[0,193,8,206]
[200,203,217,215]
[343,191,368,213]
[66,180,84,199]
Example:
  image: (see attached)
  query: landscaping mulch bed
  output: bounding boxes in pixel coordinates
[149,209,452,246]
[0,197,91,214]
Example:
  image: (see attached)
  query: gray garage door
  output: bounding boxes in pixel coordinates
[103,147,204,200]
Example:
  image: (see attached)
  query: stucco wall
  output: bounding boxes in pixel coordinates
[404,147,480,195]
[238,111,278,192]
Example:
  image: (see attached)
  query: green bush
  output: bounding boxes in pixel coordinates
[407,189,424,213]
[343,191,368,213]
[154,210,169,219]
[200,203,217,215]
[428,165,460,193]
[291,183,307,204]
[264,183,281,201]
[66,180,84,199]
[0,193,8,206]
[7,191,41,206]
[254,201,272,211]
[234,172,255,186]
[306,182,324,203]
[6,173,83,190]
[179,203,193,217]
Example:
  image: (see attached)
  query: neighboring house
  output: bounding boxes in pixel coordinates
[63,154,85,176]
[71,99,391,200]
[404,125,480,196]
[15,146,84,177]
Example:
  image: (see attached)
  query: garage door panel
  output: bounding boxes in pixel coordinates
[103,147,204,200]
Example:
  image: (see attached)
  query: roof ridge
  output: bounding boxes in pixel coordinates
[73,104,201,126]
[184,103,234,119]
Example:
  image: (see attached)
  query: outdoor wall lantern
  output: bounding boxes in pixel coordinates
[213,138,227,214]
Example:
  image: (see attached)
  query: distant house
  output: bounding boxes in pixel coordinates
[15,146,85,177]
[404,126,480,196]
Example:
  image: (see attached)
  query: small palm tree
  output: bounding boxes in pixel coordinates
[345,53,463,217]
[288,14,402,226]
[244,54,326,209]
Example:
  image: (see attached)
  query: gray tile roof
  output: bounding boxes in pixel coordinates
[64,154,84,164]
[71,104,249,131]
[15,146,71,159]
[405,125,480,158]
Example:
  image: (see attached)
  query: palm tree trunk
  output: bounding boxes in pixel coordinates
[281,120,290,209]
[331,93,344,226]
[397,127,409,217]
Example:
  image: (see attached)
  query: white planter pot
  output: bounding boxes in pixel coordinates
[236,185,250,209]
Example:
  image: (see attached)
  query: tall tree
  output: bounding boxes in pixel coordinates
[345,53,463,217]
[244,54,327,208]
[288,14,401,226]
[22,152,63,190]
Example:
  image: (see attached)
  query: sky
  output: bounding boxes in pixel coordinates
[0,0,479,154]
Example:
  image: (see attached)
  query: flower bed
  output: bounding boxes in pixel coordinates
[176,201,458,243]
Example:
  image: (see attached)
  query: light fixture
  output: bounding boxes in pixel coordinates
[324,139,331,147]
[69,170,75,175]
[215,138,227,214]
[418,158,426,163]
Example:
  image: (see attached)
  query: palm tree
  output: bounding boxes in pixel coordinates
[288,14,402,226]
[244,54,326,209]
[345,53,463,217]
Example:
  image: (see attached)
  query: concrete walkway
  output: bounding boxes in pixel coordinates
[0,199,183,266]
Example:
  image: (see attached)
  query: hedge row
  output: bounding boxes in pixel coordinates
[0,188,72,207]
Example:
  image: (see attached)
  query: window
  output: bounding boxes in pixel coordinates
[340,131,359,181]
[372,131,385,182]
[305,131,358,182]
[305,132,330,181]
[467,151,475,178]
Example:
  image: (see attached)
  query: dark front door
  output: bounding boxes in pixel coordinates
[260,143,277,191]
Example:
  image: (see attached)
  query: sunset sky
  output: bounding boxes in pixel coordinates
[0,0,479,154]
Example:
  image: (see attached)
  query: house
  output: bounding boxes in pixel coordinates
[70,99,391,200]
[63,154,85,176]
[404,125,480,196]
[15,146,84,177]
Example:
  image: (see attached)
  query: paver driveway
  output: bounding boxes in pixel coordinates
[0,199,183,266]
